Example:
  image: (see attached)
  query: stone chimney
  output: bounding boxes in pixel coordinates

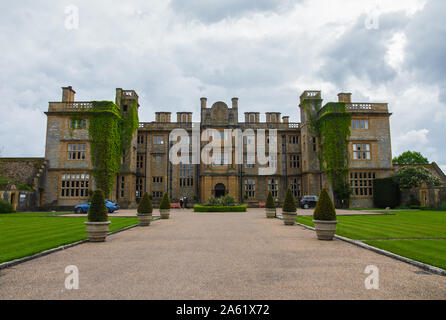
[282,116,289,123]
[200,97,207,109]
[62,86,75,102]
[338,92,352,103]
[231,97,238,109]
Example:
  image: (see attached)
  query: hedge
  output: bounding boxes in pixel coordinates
[193,205,247,212]
[373,177,400,208]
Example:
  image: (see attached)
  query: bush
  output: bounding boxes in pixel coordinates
[313,188,336,221]
[393,166,442,188]
[88,189,108,222]
[373,177,400,208]
[439,201,446,210]
[204,195,236,206]
[137,192,152,214]
[282,188,296,213]
[0,200,15,214]
[159,193,171,209]
[194,205,247,212]
[17,183,33,191]
[408,194,421,206]
[266,191,275,209]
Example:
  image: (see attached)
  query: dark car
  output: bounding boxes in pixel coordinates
[299,195,318,209]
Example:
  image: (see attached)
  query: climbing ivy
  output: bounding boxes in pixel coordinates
[120,100,139,152]
[304,100,351,206]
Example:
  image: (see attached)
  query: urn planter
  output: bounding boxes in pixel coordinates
[265,208,276,218]
[84,221,111,242]
[137,213,152,226]
[160,209,170,219]
[282,212,297,225]
[313,220,338,240]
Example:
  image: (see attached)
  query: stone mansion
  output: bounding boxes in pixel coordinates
[1,86,395,210]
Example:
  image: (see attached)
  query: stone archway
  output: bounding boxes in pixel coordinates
[214,183,226,198]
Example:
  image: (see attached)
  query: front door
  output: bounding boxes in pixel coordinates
[214,183,226,198]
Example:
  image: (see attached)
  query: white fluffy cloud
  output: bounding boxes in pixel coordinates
[0,0,444,171]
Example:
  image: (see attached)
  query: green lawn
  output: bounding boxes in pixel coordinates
[296,210,446,269]
[0,212,138,264]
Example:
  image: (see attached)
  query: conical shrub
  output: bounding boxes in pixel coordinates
[313,188,337,221]
[159,192,171,209]
[266,191,275,209]
[137,192,153,214]
[282,188,296,213]
[88,189,108,222]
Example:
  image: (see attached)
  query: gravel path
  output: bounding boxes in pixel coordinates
[1,210,445,299]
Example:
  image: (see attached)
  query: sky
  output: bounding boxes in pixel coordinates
[0,0,445,171]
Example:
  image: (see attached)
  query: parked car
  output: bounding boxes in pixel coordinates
[74,200,120,214]
[299,195,318,209]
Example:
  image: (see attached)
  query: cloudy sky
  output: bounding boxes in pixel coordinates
[0,0,445,171]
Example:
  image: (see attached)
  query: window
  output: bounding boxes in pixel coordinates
[67,143,86,160]
[69,119,87,129]
[153,155,164,163]
[60,173,90,198]
[243,135,255,145]
[289,136,298,144]
[312,137,317,152]
[266,135,277,145]
[352,119,369,129]
[179,163,194,187]
[289,155,299,168]
[152,177,163,183]
[268,178,278,197]
[249,114,255,122]
[244,154,255,168]
[212,152,229,166]
[120,176,125,198]
[244,179,255,198]
[153,136,164,145]
[136,178,143,198]
[353,143,371,160]
[290,178,301,198]
[137,135,144,144]
[269,155,277,169]
[152,191,163,198]
[350,172,375,197]
[137,154,144,169]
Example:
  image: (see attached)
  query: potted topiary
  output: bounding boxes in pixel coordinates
[265,191,276,218]
[313,188,338,240]
[159,192,171,219]
[84,189,110,242]
[282,188,297,225]
[137,192,152,226]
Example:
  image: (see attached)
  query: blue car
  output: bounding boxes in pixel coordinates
[74,200,120,214]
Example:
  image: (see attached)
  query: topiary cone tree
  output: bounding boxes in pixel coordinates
[282,188,297,225]
[137,192,153,215]
[313,188,336,221]
[88,189,108,222]
[159,192,171,219]
[313,188,337,240]
[266,191,275,209]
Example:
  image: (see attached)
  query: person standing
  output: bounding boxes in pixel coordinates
[179,197,183,209]
[184,197,188,209]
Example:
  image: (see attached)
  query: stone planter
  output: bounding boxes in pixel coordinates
[84,221,111,242]
[282,212,297,225]
[313,220,338,240]
[137,213,152,226]
[160,209,170,219]
[265,208,276,218]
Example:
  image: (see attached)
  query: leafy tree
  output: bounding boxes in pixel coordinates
[392,166,442,189]
[282,188,296,213]
[159,192,171,209]
[266,191,275,209]
[88,189,108,222]
[0,200,14,214]
[313,188,336,221]
[137,192,153,214]
[393,151,429,164]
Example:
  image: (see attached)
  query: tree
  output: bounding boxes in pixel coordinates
[392,166,442,189]
[393,151,429,164]
[88,189,108,222]
[313,188,336,221]
[137,192,153,214]
[265,191,275,209]
[282,188,296,213]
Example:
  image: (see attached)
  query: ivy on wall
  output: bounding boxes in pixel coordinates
[304,100,351,206]
[70,99,138,198]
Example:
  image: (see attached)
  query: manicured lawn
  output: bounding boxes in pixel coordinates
[296,210,446,269]
[0,212,138,264]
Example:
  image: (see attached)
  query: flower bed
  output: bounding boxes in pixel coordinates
[193,205,247,212]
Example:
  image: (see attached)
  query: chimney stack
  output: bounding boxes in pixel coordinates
[231,97,238,109]
[200,97,207,109]
[282,116,289,123]
[338,92,352,103]
[62,86,75,102]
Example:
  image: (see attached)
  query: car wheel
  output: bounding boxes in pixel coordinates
[75,208,83,214]
[108,208,113,213]
[304,204,309,209]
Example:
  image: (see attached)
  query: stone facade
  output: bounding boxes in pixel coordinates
[2,86,397,210]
